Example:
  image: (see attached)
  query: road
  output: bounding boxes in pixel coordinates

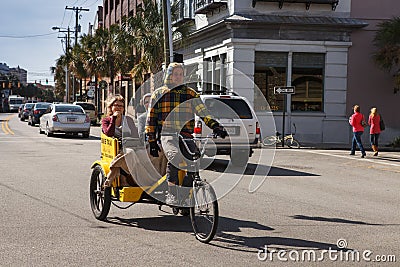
[0,113,399,266]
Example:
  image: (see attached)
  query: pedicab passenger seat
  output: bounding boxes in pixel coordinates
[100,132,151,202]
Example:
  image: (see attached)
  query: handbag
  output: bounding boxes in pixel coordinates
[379,115,385,131]
[361,115,367,127]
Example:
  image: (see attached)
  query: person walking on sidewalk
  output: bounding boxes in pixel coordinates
[368,107,381,156]
[349,104,367,158]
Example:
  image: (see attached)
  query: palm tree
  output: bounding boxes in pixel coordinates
[70,43,89,100]
[373,16,400,92]
[122,0,192,83]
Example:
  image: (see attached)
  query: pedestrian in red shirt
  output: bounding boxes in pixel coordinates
[368,107,381,156]
[349,104,366,158]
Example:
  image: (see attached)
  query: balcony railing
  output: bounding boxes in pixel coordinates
[252,0,339,10]
[194,0,228,14]
[172,0,195,27]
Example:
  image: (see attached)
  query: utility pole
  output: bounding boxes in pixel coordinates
[162,0,173,67]
[66,6,89,102]
[52,26,72,102]
[65,6,90,46]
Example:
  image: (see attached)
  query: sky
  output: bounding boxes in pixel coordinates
[0,0,102,86]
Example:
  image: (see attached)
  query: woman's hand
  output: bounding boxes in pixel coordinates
[113,111,122,118]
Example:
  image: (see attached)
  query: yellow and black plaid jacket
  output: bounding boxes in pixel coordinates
[145,85,219,142]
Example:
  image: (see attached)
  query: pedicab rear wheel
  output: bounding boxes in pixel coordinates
[90,165,111,221]
[190,182,219,243]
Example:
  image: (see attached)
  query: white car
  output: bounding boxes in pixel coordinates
[39,103,91,138]
[194,92,260,167]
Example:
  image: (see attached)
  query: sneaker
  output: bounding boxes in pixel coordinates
[349,152,355,155]
[165,193,178,206]
[361,154,366,158]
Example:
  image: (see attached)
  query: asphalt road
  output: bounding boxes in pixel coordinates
[0,113,399,266]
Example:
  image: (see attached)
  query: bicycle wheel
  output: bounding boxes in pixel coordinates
[190,182,219,243]
[262,136,277,146]
[90,165,111,221]
[285,138,300,148]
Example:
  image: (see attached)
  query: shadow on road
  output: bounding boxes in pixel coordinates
[291,215,382,226]
[205,159,319,177]
[211,216,349,253]
[370,156,400,163]
[106,214,194,232]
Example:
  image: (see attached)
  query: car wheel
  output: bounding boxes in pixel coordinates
[27,117,31,125]
[31,120,35,126]
[230,149,249,167]
[82,132,90,138]
[39,125,44,134]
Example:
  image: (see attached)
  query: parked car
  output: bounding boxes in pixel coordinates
[73,102,98,125]
[20,103,35,121]
[28,102,51,126]
[18,104,25,118]
[39,103,91,138]
[194,91,260,167]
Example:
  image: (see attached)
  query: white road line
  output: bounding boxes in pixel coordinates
[294,149,400,167]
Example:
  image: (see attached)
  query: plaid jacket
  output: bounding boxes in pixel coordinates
[145,85,219,142]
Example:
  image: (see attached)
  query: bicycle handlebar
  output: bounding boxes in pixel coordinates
[177,133,214,157]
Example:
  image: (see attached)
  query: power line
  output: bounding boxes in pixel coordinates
[0,32,57,39]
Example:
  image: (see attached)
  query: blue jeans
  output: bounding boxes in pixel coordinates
[370,133,380,146]
[351,131,366,155]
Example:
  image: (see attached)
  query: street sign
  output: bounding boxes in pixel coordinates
[274,86,295,94]
[87,89,95,98]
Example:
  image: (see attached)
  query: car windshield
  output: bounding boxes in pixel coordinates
[204,98,253,119]
[76,103,95,110]
[25,103,35,109]
[55,106,84,113]
[35,103,51,109]
[10,99,23,104]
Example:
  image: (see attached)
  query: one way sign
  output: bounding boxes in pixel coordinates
[274,86,295,94]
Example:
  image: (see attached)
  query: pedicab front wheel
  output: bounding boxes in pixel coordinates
[190,182,219,243]
[90,165,111,221]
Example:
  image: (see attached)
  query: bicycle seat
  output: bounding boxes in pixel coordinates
[276,132,281,136]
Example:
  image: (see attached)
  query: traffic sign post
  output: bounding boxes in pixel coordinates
[274,86,295,147]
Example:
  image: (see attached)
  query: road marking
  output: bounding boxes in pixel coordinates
[296,149,400,167]
[1,121,8,134]
[1,114,15,135]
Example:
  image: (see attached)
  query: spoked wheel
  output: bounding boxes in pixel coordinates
[285,138,300,148]
[262,136,277,146]
[90,165,111,221]
[190,182,219,243]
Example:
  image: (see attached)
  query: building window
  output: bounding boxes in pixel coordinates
[291,53,324,112]
[204,54,226,92]
[254,52,325,112]
[254,52,287,112]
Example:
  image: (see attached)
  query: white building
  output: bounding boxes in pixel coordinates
[174,0,370,145]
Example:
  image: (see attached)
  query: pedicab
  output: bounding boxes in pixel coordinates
[89,132,219,243]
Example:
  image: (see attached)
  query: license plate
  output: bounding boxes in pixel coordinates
[67,117,77,122]
[225,126,238,135]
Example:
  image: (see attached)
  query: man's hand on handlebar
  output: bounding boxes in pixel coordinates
[213,126,228,139]
[149,141,161,157]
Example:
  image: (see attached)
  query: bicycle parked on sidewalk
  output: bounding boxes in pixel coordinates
[262,123,301,148]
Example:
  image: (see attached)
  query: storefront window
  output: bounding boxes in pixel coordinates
[254,52,325,112]
[204,54,226,92]
[254,52,287,112]
[291,53,324,112]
